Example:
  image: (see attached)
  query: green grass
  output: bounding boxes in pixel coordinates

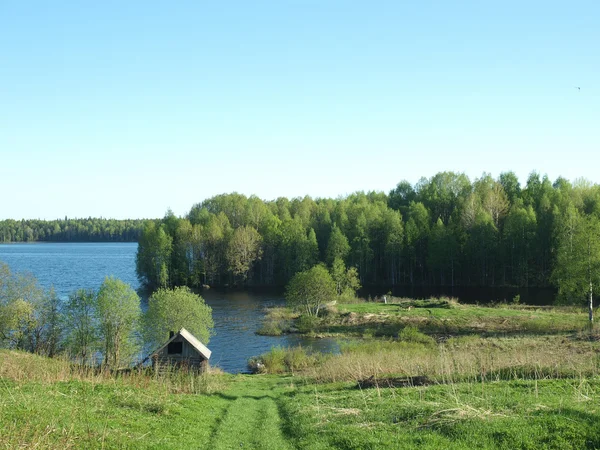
[281,377,600,449]
[2,346,600,449]
[324,301,590,336]
[264,298,592,339]
[0,377,230,448]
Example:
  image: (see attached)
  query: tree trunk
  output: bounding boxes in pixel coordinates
[589,282,594,323]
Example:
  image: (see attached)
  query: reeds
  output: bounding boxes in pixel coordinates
[310,334,600,383]
[0,349,227,394]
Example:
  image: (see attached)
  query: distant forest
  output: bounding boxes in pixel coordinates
[3,171,599,295]
[0,218,147,242]
[134,171,600,294]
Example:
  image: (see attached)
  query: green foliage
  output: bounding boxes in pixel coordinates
[8,171,596,293]
[295,314,320,333]
[398,325,436,346]
[335,301,587,336]
[136,221,173,289]
[144,286,214,346]
[63,288,98,363]
[553,208,600,317]
[2,348,600,450]
[325,224,350,265]
[226,225,263,281]
[285,265,336,317]
[249,346,320,374]
[330,257,361,300]
[96,277,141,368]
[0,264,61,355]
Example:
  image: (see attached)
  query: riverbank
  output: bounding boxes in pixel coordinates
[1,349,599,449]
[258,296,592,338]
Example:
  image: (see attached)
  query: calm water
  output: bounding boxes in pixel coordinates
[0,243,338,373]
[0,243,139,296]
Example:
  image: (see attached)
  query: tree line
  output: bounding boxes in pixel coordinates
[135,171,600,308]
[0,263,214,367]
[0,217,148,242]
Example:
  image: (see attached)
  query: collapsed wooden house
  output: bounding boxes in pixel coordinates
[147,328,212,372]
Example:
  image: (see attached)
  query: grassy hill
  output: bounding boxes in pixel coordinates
[2,328,600,449]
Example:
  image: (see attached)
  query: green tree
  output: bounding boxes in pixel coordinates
[26,288,62,356]
[144,286,214,347]
[553,208,600,323]
[285,265,336,317]
[278,218,317,282]
[325,224,350,265]
[330,258,361,298]
[0,264,55,353]
[226,225,263,282]
[499,171,522,204]
[171,218,194,286]
[503,200,537,285]
[136,222,173,289]
[63,288,98,363]
[416,172,471,224]
[388,180,416,216]
[198,212,232,285]
[96,277,141,368]
[428,218,450,285]
[404,202,430,284]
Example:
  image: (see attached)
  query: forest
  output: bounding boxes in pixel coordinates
[0,217,147,242]
[135,171,600,305]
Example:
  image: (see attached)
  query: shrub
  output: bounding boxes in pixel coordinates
[260,346,287,373]
[283,347,315,373]
[248,346,322,374]
[296,314,320,333]
[398,326,436,346]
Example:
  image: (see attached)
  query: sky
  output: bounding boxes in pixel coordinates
[1,1,598,220]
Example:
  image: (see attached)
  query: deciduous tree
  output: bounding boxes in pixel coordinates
[96,277,141,368]
[144,286,213,346]
[553,208,600,323]
[285,265,336,317]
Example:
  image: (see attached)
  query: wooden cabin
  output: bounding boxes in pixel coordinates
[148,328,212,372]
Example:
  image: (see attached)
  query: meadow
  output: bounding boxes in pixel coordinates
[2,298,599,449]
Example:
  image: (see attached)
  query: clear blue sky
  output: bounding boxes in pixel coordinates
[1,1,598,220]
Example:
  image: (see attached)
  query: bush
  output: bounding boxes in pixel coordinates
[283,347,315,373]
[248,346,322,374]
[398,326,436,346]
[296,314,320,333]
[260,347,287,373]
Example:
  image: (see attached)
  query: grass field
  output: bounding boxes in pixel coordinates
[3,337,600,449]
[2,299,599,449]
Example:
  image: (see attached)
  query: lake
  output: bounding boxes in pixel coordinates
[0,243,339,373]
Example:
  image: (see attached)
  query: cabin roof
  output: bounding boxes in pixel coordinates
[150,328,212,360]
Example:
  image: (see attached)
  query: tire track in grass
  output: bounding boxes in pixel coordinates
[210,395,293,450]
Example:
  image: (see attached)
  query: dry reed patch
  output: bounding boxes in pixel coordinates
[308,335,600,383]
[0,349,229,395]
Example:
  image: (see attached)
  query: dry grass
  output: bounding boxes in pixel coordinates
[306,334,600,383]
[0,349,228,394]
